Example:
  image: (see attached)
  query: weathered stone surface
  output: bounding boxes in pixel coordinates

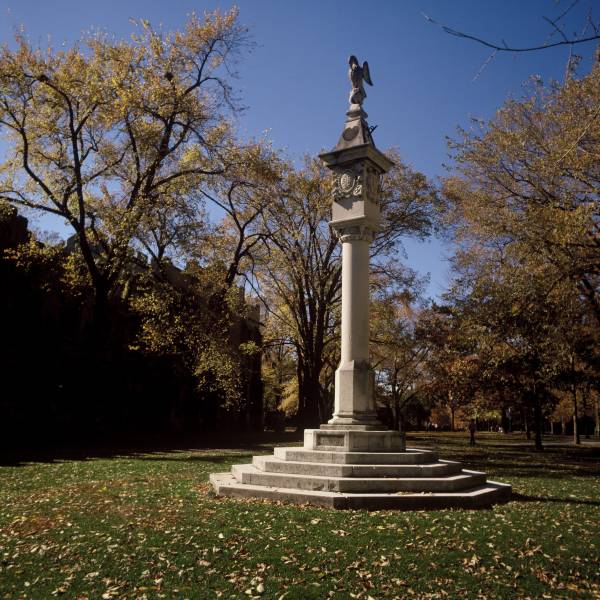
[210,471,512,511]
[231,463,487,493]
[209,442,511,510]
[304,428,405,452]
[273,447,438,464]
[252,455,461,478]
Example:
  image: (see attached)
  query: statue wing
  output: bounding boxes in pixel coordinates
[362,61,373,86]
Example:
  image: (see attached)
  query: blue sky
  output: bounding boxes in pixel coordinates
[1,0,598,298]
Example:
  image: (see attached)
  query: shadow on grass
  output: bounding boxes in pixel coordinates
[135,453,256,463]
[511,491,600,507]
[3,431,598,484]
[408,434,600,478]
[0,430,303,467]
[447,456,600,478]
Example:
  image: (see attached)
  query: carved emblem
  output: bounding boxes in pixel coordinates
[342,125,359,141]
[333,169,369,200]
[339,172,355,194]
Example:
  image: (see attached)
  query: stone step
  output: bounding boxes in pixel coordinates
[273,447,438,465]
[253,455,462,478]
[210,472,512,510]
[231,464,487,493]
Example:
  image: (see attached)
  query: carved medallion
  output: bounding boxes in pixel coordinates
[342,125,359,141]
[339,172,355,194]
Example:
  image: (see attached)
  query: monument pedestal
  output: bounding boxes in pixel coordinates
[209,439,511,510]
[304,426,405,452]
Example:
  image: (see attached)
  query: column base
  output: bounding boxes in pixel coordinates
[304,428,405,452]
[331,361,379,427]
[323,418,381,431]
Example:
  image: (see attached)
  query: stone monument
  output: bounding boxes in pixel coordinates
[210,56,511,509]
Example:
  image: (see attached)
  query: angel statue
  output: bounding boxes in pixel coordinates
[348,55,372,106]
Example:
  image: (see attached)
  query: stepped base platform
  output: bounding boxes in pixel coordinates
[209,427,511,510]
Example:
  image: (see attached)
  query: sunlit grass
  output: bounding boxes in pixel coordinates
[0,433,598,599]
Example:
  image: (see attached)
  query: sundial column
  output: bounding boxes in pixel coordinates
[317,157,391,430]
[318,57,394,433]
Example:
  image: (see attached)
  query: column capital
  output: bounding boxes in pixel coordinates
[335,224,376,243]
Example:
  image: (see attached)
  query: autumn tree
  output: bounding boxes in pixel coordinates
[254,152,438,428]
[197,141,284,289]
[438,60,600,446]
[127,144,281,429]
[0,9,249,336]
[417,304,482,432]
[370,266,430,431]
[429,231,598,449]
[444,65,600,326]
[253,160,341,426]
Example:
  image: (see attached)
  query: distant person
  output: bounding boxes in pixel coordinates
[469,419,476,446]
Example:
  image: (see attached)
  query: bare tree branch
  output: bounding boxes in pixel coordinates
[422,11,600,53]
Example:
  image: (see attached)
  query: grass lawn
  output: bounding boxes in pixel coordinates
[0,432,598,599]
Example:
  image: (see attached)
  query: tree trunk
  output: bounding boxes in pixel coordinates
[90,278,111,349]
[582,387,590,439]
[532,392,543,451]
[392,384,400,431]
[501,404,510,434]
[245,357,264,433]
[595,396,600,438]
[572,384,580,445]
[448,391,455,432]
[296,357,322,429]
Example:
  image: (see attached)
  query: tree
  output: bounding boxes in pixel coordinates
[198,140,284,289]
[371,267,429,431]
[253,152,438,428]
[417,304,482,433]
[425,8,600,53]
[438,62,600,447]
[254,160,341,427]
[0,9,248,336]
[426,229,598,449]
[444,66,600,325]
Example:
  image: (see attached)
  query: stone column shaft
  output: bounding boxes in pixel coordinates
[328,227,378,428]
[340,236,370,365]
